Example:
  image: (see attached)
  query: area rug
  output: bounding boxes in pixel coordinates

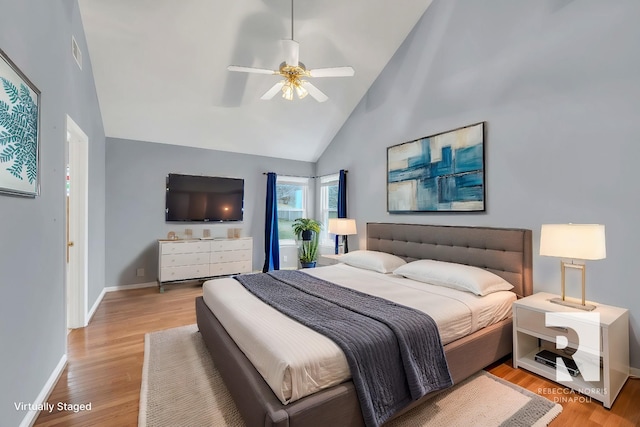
[139,324,562,427]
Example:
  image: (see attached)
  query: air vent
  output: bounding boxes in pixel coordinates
[72,36,82,70]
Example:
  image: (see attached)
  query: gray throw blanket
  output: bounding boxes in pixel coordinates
[234,270,452,427]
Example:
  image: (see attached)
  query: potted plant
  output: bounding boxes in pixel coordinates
[292,218,322,268]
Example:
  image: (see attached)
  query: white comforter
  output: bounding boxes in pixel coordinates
[202,264,515,404]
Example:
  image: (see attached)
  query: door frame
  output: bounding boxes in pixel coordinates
[65,115,89,329]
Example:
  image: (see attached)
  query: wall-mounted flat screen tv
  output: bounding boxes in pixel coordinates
[165,173,244,222]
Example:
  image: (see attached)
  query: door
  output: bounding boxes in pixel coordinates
[66,115,89,329]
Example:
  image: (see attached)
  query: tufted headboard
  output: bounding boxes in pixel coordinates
[366,223,533,298]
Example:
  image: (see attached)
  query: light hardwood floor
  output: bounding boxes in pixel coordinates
[35,283,639,426]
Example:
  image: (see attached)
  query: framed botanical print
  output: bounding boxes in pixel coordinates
[0,48,40,197]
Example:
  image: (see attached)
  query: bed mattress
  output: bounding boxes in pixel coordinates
[202,264,516,405]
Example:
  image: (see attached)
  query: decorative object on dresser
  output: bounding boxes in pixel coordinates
[328,218,357,253]
[227,228,241,239]
[157,237,252,292]
[540,224,606,311]
[0,48,41,197]
[513,292,629,408]
[387,122,485,213]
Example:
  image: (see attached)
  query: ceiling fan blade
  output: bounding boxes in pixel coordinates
[260,81,285,100]
[282,40,299,66]
[302,81,328,103]
[227,65,278,75]
[308,67,355,78]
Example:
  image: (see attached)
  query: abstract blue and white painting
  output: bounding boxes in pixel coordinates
[0,49,40,197]
[387,122,485,212]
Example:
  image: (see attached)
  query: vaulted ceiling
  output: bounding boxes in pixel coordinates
[78,0,433,162]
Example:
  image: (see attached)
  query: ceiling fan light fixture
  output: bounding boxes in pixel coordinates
[295,81,308,99]
[282,82,294,101]
[226,0,353,102]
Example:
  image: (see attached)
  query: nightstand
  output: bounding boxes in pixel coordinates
[317,254,343,267]
[512,292,629,408]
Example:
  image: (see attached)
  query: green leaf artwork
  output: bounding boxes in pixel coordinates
[0,76,38,185]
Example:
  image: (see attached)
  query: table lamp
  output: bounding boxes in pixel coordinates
[539,224,606,311]
[328,218,357,254]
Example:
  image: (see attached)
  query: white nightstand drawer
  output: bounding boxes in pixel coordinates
[515,306,602,351]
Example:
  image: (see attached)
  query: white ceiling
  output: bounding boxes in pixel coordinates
[78,0,433,162]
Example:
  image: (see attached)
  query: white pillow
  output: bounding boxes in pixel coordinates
[393,259,514,296]
[339,250,407,274]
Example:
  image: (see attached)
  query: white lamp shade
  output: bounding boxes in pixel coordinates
[328,218,357,235]
[540,224,606,260]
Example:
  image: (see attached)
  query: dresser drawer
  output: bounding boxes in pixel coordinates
[515,306,602,350]
[159,264,210,282]
[211,238,252,252]
[210,261,252,277]
[161,241,210,255]
[161,253,209,267]
[211,249,251,263]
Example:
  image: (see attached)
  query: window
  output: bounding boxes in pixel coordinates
[319,173,339,246]
[276,176,310,243]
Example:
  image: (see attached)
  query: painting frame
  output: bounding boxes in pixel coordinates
[387,122,486,213]
[0,48,41,197]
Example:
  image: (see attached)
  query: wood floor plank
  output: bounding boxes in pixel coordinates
[34,282,640,426]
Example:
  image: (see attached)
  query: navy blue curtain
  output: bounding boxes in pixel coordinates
[335,169,347,254]
[263,173,280,272]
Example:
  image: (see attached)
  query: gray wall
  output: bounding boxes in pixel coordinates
[105,138,314,287]
[0,1,106,426]
[317,0,640,368]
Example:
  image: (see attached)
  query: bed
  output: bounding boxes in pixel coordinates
[195,223,533,427]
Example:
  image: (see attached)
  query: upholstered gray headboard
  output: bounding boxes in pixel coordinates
[366,223,533,298]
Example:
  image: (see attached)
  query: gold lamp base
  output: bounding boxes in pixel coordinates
[551,260,597,311]
[549,297,596,311]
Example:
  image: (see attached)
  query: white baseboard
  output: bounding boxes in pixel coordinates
[86,287,106,325]
[83,282,157,327]
[104,281,158,293]
[19,354,67,427]
[630,366,640,378]
[21,281,159,426]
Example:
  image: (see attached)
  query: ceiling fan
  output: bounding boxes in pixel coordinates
[227,0,354,102]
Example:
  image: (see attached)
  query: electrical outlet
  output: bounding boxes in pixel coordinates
[136,268,145,277]
[283,255,288,262]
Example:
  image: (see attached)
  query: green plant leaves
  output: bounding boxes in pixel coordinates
[291,218,322,262]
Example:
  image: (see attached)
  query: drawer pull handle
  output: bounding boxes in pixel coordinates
[549,326,568,333]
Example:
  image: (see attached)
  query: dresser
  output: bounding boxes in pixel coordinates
[157,237,252,292]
